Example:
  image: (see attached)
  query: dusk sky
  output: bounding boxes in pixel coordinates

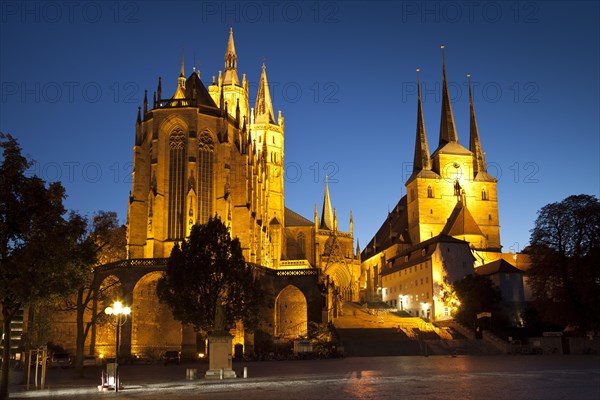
[1,1,598,253]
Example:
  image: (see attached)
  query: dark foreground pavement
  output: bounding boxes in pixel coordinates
[9,355,600,400]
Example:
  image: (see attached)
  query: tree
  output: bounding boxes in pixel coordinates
[156,217,264,335]
[67,211,125,375]
[527,194,600,331]
[452,274,504,329]
[0,133,90,399]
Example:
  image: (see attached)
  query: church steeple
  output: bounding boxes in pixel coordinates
[223,27,239,85]
[468,74,487,176]
[438,45,458,146]
[178,49,186,89]
[254,64,276,124]
[413,68,431,172]
[320,177,334,230]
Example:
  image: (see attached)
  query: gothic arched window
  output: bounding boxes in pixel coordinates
[427,185,433,198]
[198,132,215,224]
[482,187,488,201]
[297,232,306,258]
[168,128,186,239]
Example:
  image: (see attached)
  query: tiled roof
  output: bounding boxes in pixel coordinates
[361,195,411,259]
[475,259,523,275]
[185,73,218,108]
[285,208,313,227]
[442,201,484,237]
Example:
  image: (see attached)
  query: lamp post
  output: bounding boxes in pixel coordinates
[105,301,130,393]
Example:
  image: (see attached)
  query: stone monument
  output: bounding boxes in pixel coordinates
[205,303,236,379]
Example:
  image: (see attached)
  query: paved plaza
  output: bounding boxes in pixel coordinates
[10,355,600,400]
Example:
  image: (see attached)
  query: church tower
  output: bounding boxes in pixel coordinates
[406,47,501,255]
[126,29,284,268]
[251,64,285,267]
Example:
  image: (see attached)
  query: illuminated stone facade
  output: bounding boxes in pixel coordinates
[362,52,522,320]
[88,29,361,357]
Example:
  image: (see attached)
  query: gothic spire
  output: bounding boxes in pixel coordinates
[157,76,162,100]
[180,49,185,77]
[143,89,148,115]
[439,45,458,146]
[468,74,487,176]
[413,68,431,172]
[223,27,239,85]
[320,177,334,230]
[254,64,276,124]
[176,49,186,92]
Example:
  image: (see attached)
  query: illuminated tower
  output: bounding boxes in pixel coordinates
[406,47,501,256]
[251,64,285,267]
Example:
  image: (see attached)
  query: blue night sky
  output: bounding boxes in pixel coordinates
[1,1,599,253]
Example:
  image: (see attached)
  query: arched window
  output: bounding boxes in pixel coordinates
[427,185,433,198]
[297,232,306,258]
[482,187,488,200]
[198,132,214,224]
[168,128,186,239]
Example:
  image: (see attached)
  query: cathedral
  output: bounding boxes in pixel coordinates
[85,29,361,357]
[361,47,525,321]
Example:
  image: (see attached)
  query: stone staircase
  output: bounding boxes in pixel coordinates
[333,302,501,357]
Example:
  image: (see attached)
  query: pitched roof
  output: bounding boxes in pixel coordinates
[475,259,523,275]
[383,234,471,276]
[285,208,313,227]
[442,200,484,238]
[185,73,218,108]
[361,195,411,259]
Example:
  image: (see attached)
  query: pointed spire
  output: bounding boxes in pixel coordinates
[314,203,319,230]
[254,63,276,124]
[413,68,431,172]
[439,45,458,146]
[349,210,354,235]
[468,74,487,175]
[157,76,162,100]
[223,27,239,85]
[177,50,186,90]
[143,90,148,115]
[180,49,185,77]
[355,239,361,259]
[320,177,334,230]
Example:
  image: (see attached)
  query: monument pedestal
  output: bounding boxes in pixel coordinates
[205,331,236,379]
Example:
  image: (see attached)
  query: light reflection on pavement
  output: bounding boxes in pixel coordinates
[10,355,600,399]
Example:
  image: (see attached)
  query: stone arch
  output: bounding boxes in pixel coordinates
[131,271,181,359]
[94,275,123,358]
[159,115,188,137]
[274,285,307,339]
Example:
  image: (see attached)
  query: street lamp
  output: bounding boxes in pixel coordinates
[105,301,130,393]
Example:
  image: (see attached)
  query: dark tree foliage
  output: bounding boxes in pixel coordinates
[527,194,600,331]
[67,211,126,375]
[0,133,91,399]
[156,217,264,333]
[453,274,504,328]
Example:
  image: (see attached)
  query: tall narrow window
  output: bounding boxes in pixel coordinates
[482,187,488,200]
[168,128,186,239]
[198,132,214,224]
[427,185,433,198]
[297,232,306,258]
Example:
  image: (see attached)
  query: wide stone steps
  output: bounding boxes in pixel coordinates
[333,302,500,357]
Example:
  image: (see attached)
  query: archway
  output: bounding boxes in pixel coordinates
[94,275,122,358]
[274,285,307,339]
[131,271,181,359]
